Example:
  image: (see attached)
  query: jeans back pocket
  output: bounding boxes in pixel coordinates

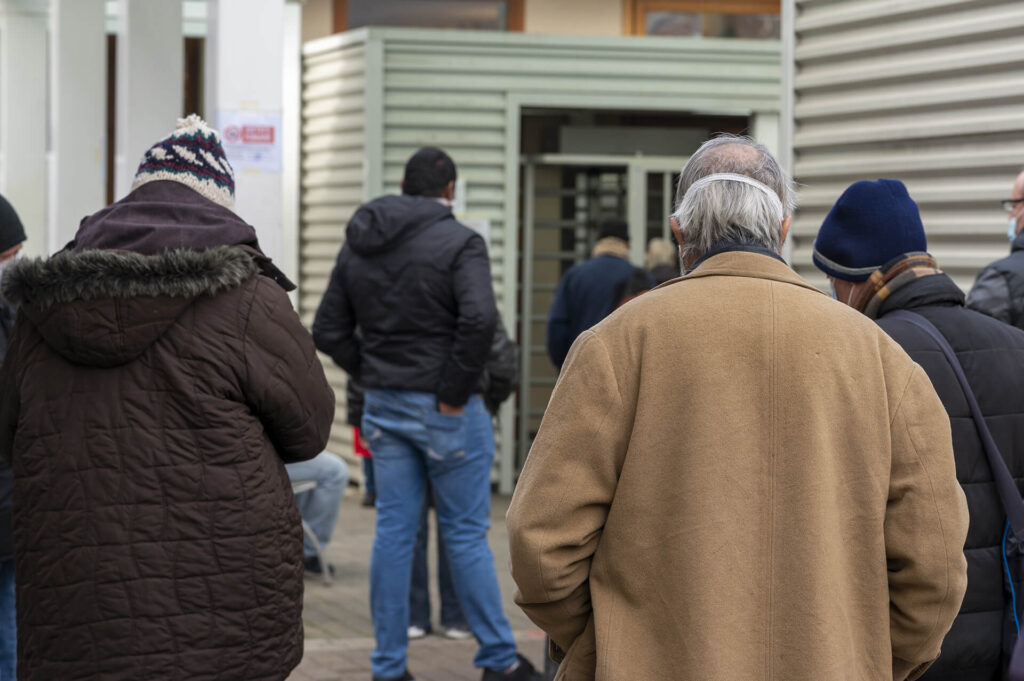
[423,410,469,464]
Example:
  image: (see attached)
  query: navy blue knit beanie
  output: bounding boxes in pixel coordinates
[813,179,926,282]
[0,193,26,253]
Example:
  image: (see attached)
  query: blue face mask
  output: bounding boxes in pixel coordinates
[1010,216,1019,242]
[828,280,838,300]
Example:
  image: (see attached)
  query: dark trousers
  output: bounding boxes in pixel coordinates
[362,457,376,496]
[409,485,466,630]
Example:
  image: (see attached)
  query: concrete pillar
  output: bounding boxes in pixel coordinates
[115,0,183,201]
[0,0,48,256]
[49,0,106,251]
[206,0,286,269]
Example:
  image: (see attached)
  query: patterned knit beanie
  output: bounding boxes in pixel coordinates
[132,114,235,208]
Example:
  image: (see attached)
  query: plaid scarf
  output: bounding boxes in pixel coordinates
[853,252,942,319]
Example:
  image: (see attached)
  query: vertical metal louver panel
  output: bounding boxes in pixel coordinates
[786,0,1024,292]
[301,34,368,470]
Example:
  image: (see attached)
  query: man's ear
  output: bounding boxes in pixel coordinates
[780,216,792,254]
[444,180,456,201]
[670,216,684,250]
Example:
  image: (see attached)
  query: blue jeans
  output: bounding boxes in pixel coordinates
[0,559,14,681]
[363,390,516,679]
[285,452,349,557]
[410,487,466,631]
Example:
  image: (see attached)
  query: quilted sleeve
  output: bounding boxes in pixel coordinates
[242,276,335,463]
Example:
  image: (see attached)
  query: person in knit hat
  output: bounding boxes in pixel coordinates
[0,116,334,681]
[815,178,1024,680]
[0,192,25,681]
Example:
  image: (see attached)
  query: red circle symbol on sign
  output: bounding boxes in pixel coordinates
[224,125,241,143]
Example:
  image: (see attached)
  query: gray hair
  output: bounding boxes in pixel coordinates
[673,135,796,266]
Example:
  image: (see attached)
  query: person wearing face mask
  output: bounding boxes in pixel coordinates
[0,192,24,681]
[965,168,1024,329]
[815,178,1024,681]
[508,139,967,681]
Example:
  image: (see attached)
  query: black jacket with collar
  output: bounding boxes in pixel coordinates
[313,195,497,406]
[967,230,1024,331]
[877,273,1024,680]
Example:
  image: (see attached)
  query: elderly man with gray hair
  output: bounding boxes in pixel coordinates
[506,135,968,681]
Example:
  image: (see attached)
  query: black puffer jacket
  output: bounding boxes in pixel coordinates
[967,230,1024,331]
[877,273,1024,681]
[313,195,497,406]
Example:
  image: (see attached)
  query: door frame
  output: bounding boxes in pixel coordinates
[516,152,690,480]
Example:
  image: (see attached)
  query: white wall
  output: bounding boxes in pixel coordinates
[206,0,286,269]
[49,0,106,251]
[0,0,48,255]
[524,0,621,35]
[115,0,183,201]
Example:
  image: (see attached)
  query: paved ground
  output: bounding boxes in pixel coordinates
[287,491,549,681]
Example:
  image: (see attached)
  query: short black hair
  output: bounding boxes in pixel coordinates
[598,218,629,242]
[402,147,457,197]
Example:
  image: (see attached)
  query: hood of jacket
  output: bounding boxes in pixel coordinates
[72,180,294,291]
[345,194,452,256]
[1,246,256,367]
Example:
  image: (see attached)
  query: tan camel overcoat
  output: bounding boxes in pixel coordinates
[507,250,969,681]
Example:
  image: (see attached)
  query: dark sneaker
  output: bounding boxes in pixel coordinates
[481,653,540,681]
[304,556,336,577]
[372,670,414,681]
[362,492,377,507]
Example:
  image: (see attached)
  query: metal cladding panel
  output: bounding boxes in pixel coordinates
[377,28,782,313]
[301,36,368,471]
[788,0,1024,292]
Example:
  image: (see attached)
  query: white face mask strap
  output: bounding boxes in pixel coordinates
[683,173,784,219]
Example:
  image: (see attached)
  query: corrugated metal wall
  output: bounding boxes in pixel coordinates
[786,0,1024,290]
[301,32,367,466]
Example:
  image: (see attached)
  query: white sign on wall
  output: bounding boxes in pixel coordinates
[217,110,282,173]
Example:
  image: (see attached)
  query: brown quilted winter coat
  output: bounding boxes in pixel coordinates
[0,182,335,681]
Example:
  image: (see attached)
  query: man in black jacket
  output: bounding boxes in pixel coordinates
[313,147,538,681]
[815,178,1024,680]
[0,192,24,681]
[966,168,1024,329]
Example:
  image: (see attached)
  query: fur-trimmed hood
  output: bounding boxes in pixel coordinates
[2,246,257,367]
